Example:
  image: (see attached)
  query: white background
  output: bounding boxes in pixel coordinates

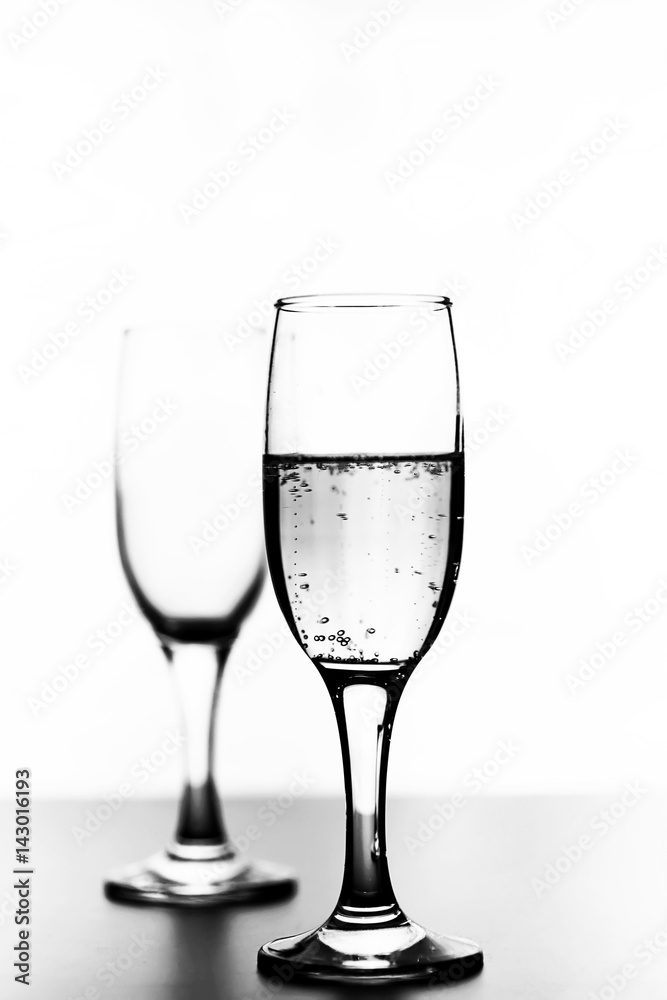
[2,0,666,802]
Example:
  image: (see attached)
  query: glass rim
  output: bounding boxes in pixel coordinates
[275,293,452,312]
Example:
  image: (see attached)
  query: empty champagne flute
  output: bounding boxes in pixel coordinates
[258,294,482,980]
[105,323,296,905]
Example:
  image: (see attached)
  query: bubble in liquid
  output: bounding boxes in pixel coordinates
[320,617,329,623]
[328,634,335,641]
[337,630,344,636]
[367,627,376,634]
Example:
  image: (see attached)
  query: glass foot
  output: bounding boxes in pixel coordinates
[257,910,483,983]
[104,843,297,906]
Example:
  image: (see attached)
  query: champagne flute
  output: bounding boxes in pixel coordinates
[104,323,296,905]
[259,294,482,980]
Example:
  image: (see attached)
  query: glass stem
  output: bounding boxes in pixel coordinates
[162,640,233,855]
[327,675,403,920]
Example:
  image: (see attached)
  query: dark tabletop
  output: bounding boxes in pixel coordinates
[3,795,667,998]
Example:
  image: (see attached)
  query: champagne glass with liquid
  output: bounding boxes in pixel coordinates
[259,294,482,981]
[105,323,296,905]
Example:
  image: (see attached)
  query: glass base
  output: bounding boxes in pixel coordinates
[257,910,483,983]
[104,842,297,907]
